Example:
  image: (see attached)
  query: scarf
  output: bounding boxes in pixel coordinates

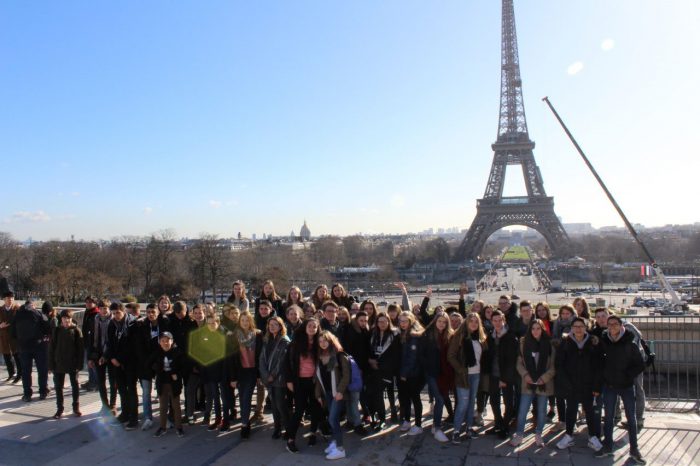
[523,334,551,386]
[462,331,480,368]
[235,328,257,349]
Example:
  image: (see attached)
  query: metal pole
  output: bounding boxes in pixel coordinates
[542,96,682,307]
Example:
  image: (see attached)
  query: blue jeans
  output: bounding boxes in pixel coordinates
[346,390,361,427]
[325,394,345,447]
[516,392,548,435]
[426,376,445,429]
[20,345,48,397]
[453,374,480,434]
[140,378,153,421]
[237,369,257,426]
[603,386,637,450]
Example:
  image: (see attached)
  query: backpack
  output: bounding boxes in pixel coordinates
[341,353,363,392]
[640,338,656,368]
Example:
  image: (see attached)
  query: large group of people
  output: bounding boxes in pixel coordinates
[0,282,649,463]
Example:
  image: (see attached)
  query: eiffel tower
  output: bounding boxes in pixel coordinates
[455,0,570,260]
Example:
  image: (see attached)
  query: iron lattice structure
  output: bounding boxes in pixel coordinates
[455,0,570,260]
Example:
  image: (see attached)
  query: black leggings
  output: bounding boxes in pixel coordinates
[287,377,322,441]
[398,376,424,426]
[54,371,79,409]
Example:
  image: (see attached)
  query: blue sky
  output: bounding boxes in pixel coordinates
[2,0,699,241]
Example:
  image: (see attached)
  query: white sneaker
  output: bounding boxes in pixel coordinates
[407,425,423,436]
[141,419,153,431]
[587,435,603,452]
[557,434,575,450]
[399,421,411,432]
[324,440,337,454]
[535,434,545,447]
[433,429,449,443]
[325,446,346,460]
[510,433,522,447]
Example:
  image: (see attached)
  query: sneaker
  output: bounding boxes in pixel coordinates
[142,419,153,431]
[556,434,575,450]
[399,421,411,432]
[474,411,484,427]
[39,392,48,400]
[5,374,14,382]
[153,427,167,438]
[554,421,565,431]
[219,421,230,432]
[324,440,337,454]
[201,417,210,426]
[125,421,139,431]
[12,375,21,384]
[286,440,299,454]
[241,425,250,439]
[374,421,387,431]
[629,448,646,465]
[177,428,185,438]
[53,409,63,419]
[188,416,196,426]
[534,434,545,447]
[433,429,449,443]
[407,425,423,436]
[594,445,613,458]
[467,429,479,439]
[510,434,522,447]
[21,395,31,402]
[587,435,603,452]
[326,446,346,460]
[251,412,264,424]
[451,432,461,445]
[546,408,556,420]
[307,434,317,446]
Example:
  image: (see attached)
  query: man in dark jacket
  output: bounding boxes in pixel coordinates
[167,301,197,418]
[497,295,520,331]
[136,303,167,430]
[513,300,534,338]
[0,291,22,383]
[341,311,371,434]
[12,299,50,401]
[596,315,646,464]
[486,309,519,439]
[81,296,99,391]
[106,302,139,429]
[320,301,342,338]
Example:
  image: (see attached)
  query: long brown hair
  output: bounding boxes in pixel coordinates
[424,312,453,345]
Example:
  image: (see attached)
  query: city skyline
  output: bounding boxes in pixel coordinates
[2,1,698,241]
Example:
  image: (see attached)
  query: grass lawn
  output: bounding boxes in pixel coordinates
[502,246,531,261]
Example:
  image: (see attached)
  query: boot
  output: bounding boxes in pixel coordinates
[73,402,82,417]
[53,408,64,419]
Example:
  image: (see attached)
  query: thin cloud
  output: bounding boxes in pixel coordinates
[3,210,51,224]
[390,194,405,208]
[209,200,222,208]
[143,207,153,215]
[567,61,584,75]
[71,191,80,197]
[601,39,615,51]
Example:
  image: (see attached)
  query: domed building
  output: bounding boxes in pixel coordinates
[300,220,311,241]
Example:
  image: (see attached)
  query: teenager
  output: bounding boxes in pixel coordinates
[151,332,185,438]
[534,301,556,419]
[227,280,250,313]
[230,311,262,437]
[311,284,331,311]
[474,304,495,427]
[156,295,172,317]
[49,309,84,419]
[199,314,233,431]
[420,312,454,442]
[135,303,164,430]
[552,304,576,428]
[285,318,322,453]
[449,311,464,331]
[12,299,50,402]
[386,304,400,327]
[368,312,400,429]
[255,280,284,316]
[596,315,646,464]
[448,312,488,444]
[397,311,425,436]
[330,283,355,310]
[510,319,555,447]
[106,302,139,429]
[514,301,535,338]
[284,286,305,313]
[184,304,207,425]
[315,331,351,460]
[0,291,21,384]
[339,311,370,435]
[337,307,350,327]
[89,299,117,414]
[556,317,603,452]
[320,301,342,338]
[573,297,591,321]
[259,316,291,440]
[80,296,98,390]
[221,303,240,334]
[497,295,519,331]
[359,299,378,328]
[485,309,519,439]
[285,305,304,338]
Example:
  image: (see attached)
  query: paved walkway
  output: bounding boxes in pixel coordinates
[0,371,698,466]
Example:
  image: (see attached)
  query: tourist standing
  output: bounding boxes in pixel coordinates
[0,291,21,383]
[49,309,84,418]
[13,298,50,402]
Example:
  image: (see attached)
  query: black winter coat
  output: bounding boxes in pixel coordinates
[485,329,519,384]
[150,346,184,396]
[555,334,603,398]
[600,329,645,389]
[49,325,84,373]
[135,317,169,380]
[12,305,50,351]
[341,321,371,373]
[105,315,138,373]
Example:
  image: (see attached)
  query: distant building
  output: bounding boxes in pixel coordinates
[300,220,311,241]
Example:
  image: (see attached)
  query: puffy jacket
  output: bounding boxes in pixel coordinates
[600,328,644,389]
[105,314,137,371]
[12,305,49,351]
[134,317,168,380]
[556,333,603,398]
[485,328,519,384]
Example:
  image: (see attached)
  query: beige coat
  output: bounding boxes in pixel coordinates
[516,338,556,397]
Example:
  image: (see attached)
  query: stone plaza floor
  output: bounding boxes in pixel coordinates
[0,370,698,466]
